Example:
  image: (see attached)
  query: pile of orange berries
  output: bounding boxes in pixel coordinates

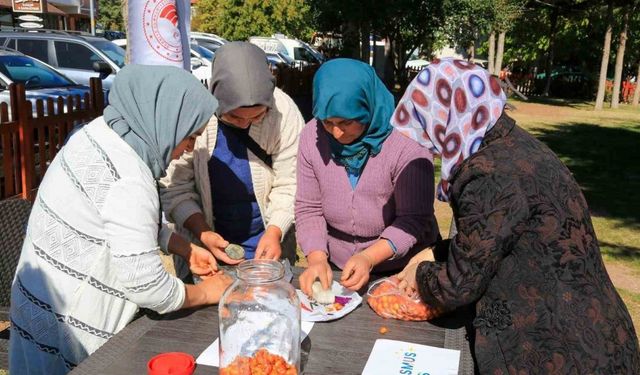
[367,278,441,321]
[220,348,298,375]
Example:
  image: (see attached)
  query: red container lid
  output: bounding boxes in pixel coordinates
[147,352,195,375]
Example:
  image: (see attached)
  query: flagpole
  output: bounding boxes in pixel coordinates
[89,0,95,35]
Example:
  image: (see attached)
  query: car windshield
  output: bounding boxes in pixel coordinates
[191,44,215,61]
[0,55,75,89]
[89,40,125,68]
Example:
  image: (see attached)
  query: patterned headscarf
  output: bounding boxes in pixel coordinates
[391,58,506,201]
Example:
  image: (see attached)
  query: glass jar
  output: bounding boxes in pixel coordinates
[219,259,301,375]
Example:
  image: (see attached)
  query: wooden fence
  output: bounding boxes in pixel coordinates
[0,78,105,201]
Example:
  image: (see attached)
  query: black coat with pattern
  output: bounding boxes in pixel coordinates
[417,114,640,374]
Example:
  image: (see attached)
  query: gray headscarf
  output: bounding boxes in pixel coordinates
[210,41,275,116]
[104,65,218,179]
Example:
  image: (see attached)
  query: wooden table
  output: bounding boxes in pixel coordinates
[70,269,474,375]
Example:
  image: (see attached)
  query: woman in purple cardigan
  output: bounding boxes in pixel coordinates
[295,59,439,296]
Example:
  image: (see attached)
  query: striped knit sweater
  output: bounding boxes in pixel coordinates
[10,118,185,375]
[295,121,439,270]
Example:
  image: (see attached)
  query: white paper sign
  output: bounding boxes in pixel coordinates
[196,321,314,367]
[362,339,460,375]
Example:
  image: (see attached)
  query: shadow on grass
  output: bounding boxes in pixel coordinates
[512,96,592,108]
[600,242,640,262]
[531,122,640,229]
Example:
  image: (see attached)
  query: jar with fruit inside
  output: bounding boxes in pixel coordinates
[219,259,301,374]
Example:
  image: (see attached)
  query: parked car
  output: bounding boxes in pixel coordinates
[111,39,212,87]
[190,41,215,62]
[0,30,124,90]
[99,30,126,41]
[190,32,227,53]
[249,35,324,66]
[266,51,296,68]
[405,51,429,70]
[0,48,103,115]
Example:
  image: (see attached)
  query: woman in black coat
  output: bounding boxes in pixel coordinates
[395,58,640,374]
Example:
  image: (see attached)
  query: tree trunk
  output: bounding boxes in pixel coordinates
[633,61,640,106]
[468,43,475,62]
[611,5,629,109]
[342,21,360,59]
[488,31,496,74]
[543,8,559,97]
[595,0,614,110]
[360,22,370,63]
[382,36,395,89]
[495,31,506,75]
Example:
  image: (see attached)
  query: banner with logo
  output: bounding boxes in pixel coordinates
[13,0,46,13]
[128,0,190,70]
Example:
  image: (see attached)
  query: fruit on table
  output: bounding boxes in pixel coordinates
[367,278,441,321]
[220,348,297,375]
[379,326,389,334]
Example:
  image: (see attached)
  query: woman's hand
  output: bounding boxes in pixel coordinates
[200,231,243,265]
[299,251,333,297]
[397,262,419,295]
[255,226,282,260]
[407,247,435,267]
[340,252,373,291]
[198,272,234,304]
[183,272,234,308]
[187,244,219,279]
[396,248,434,294]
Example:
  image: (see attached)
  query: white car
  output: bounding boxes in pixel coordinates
[111,39,211,87]
[249,35,323,66]
[190,32,227,53]
[405,51,429,70]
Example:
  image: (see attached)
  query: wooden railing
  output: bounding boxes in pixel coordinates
[0,78,105,201]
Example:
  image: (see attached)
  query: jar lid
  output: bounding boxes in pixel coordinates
[147,352,195,375]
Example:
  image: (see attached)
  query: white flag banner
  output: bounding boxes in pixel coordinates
[128,0,190,69]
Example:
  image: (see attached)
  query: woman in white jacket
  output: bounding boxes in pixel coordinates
[160,42,304,266]
[10,65,231,375]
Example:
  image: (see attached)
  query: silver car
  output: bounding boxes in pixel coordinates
[0,30,124,90]
[0,48,105,116]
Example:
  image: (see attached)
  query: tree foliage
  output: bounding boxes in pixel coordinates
[98,0,125,31]
[309,0,445,85]
[193,0,314,41]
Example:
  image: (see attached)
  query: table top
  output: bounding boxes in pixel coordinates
[70,268,474,375]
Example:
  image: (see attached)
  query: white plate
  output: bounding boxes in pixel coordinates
[296,281,362,322]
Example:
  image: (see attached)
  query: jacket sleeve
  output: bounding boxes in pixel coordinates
[102,177,185,314]
[158,143,204,228]
[265,94,305,237]
[380,148,438,258]
[417,175,529,310]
